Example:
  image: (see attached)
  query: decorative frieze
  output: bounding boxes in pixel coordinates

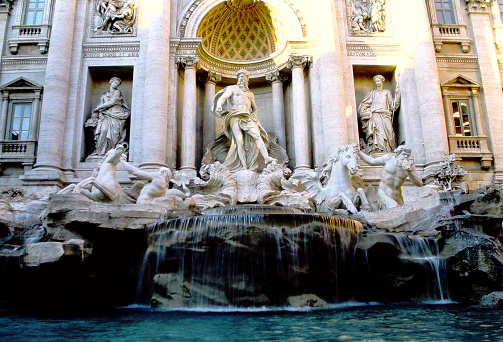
[465,0,491,13]
[82,44,140,58]
[1,57,47,67]
[346,44,401,57]
[436,56,478,63]
[91,0,137,37]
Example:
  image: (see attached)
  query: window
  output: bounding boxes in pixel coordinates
[435,0,455,25]
[9,103,32,141]
[24,0,45,26]
[451,100,472,137]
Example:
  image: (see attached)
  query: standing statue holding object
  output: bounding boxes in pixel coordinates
[213,69,275,172]
[359,74,400,154]
[358,145,423,209]
[86,77,130,156]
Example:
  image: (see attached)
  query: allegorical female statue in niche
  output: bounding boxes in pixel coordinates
[358,74,400,154]
[85,77,130,156]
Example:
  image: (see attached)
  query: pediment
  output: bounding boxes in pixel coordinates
[0,77,43,91]
[441,74,480,88]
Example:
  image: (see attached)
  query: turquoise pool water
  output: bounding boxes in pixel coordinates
[1,303,502,341]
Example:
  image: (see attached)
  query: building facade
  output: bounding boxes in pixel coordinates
[0,0,501,192]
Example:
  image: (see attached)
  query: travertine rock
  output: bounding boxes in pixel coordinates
[480,292,503,307]
[287,294,328,308]
[24,242,64,267]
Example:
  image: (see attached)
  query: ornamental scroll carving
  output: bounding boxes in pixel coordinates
[93,0,137,36]
[465,0,491,13]
[347,0,386,35]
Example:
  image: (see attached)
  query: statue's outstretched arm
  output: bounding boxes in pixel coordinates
[120,160,153,181]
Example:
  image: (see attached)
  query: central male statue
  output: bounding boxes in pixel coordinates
[213,69,274,172]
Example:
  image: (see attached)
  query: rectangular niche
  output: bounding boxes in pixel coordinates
[352,65,402,151]
[82,66,134,161]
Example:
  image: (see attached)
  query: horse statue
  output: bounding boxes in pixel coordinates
[292,143,371,214]
[59,145,134,203]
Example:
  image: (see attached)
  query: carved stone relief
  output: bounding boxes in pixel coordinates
[92,0,137,37]
[465,0,491,13]
[347,0,387,35]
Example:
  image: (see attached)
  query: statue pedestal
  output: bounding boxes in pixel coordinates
[234,170,259,203]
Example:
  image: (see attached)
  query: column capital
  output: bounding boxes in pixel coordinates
[465,0,491,14]
[265,70,287,83]
[176,56,199,69]
[287,55,312,70]
[200,70,221,84]
[0,0,13,14]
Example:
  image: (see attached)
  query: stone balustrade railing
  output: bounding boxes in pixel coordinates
[0,140,36,166]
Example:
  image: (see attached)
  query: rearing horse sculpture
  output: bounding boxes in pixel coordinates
[293,143,371,214]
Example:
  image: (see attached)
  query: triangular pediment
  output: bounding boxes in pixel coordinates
[441,74,480,88]
[0,77,43,91]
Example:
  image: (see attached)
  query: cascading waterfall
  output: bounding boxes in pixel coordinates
[395,235,449,301]
[137,206,449,308]
[137,207,362,308]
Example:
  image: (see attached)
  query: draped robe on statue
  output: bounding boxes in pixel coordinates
[93,90,130,155]
[359,88,398,153]
[212,89,269,172]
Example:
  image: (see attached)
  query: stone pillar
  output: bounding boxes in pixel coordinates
[202,71,221,149]
[32,0,77,172]
[29,91,41,140]
[141,0,171,169]
[0,91,9,140]
[397,0,449,171]
[288,56,311,172]
[265,70,286,149]
[179,57,199,177]
[466,0,503,182]
[307,0,348,160]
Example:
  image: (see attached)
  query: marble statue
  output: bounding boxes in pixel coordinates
[59,145,134,204]
[86,77,131,156]
[358,145,423,209]
[293,144,371,214]
[358,75,400,153]
[96,0,135,34]
[213,69,275,172]
[371,0,386,32]
[119,160,171,204]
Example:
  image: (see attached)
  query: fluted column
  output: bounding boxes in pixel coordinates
[466,0,503,182]
[266,70,286,149]
[202,71,221,149]
[179,57,199,177]
[288,56,311,172]
[141,0,171,169]
[32,0,77,171]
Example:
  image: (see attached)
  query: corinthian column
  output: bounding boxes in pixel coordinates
[202,71,221,149]
[265,70,286,149]
[141,0,171,169]
[465,0,503,182]
[288,56,311,172]
[179,57,199,177]
[32,0,77,172]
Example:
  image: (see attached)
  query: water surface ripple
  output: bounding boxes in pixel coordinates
[1,304,502,341]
